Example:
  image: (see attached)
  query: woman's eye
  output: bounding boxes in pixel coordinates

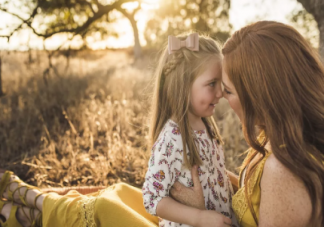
[209,82,215,87]
[224,88,231,94]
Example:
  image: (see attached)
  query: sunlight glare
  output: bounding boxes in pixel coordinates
[124,0,160,10]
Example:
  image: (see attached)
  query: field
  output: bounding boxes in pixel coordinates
[0,50,247,189]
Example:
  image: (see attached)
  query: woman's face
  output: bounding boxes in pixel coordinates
[222,63,244,122]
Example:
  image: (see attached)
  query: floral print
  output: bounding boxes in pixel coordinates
[142,119,239,227]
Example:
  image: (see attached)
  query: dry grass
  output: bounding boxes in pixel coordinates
[0,49,247,189]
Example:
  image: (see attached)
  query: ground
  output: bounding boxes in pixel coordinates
[0,49,247,188]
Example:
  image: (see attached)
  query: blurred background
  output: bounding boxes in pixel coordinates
[0,0,322,188]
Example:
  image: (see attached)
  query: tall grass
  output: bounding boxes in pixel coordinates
[0,50,247,188]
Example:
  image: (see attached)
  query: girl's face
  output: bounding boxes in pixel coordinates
[221,63,243,121]
[189,60,223,118]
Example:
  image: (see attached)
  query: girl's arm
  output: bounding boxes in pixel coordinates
[157,196,232,227]
[143,132,232,227]
[259,154,313,227]
[157,197,200,225]
[226,170,239,193]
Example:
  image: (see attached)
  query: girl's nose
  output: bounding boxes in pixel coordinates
[215,84,223,99]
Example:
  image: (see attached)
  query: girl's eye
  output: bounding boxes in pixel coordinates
[209,82,216,87]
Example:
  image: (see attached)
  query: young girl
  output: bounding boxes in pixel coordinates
[142,33,239,227]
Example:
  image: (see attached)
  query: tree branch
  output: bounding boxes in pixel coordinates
[116,2,141,20]
[76,0,95,14]
[0,0,140,40]
[92,0,103,8]
[72,0,140,36]
[0,1,40,41]
[0,8,27,21]
[0,23,24,41]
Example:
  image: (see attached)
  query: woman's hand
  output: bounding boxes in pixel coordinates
[196,210,232,227]
[170,166,232,226]
[170,165,205,210]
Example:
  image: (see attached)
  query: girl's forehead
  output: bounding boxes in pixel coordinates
[201,61,222,78]
[193,64,221,84]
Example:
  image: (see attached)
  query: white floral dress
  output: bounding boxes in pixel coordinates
[142,119,239,227]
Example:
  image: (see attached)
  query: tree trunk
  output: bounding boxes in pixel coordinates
[296,0,324,62]
[0,57,4,96]
[129,17,142,59]
[117,7,142,59]
[318,20,324,62]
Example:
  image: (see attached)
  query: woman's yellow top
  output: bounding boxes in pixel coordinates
[232,149,272,227]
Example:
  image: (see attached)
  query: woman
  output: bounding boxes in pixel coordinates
[0,21,323,227]
[171,21,324,227]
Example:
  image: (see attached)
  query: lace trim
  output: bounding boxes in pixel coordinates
[232,151,271,224]
[78,196,97,227]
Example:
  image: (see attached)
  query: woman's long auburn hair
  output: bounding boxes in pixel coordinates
[149,33,223,168]
[222,21,324,226]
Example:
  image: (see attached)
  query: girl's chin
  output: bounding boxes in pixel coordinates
[204,109,215,117]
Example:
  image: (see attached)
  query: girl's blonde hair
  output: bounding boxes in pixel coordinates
[149,33,223,168]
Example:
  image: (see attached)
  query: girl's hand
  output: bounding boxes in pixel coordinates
[170,165,205,210]
[196,210,232,227]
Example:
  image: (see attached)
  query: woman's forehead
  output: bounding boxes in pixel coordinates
[221,66,232,88]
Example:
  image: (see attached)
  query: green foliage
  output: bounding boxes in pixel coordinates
[145,0,232,47]
[288,8,319,48]
[0,0,136,50]
[35,0,120,41]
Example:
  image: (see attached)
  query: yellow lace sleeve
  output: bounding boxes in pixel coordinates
[232,151,271,225]
[77,196,97,227]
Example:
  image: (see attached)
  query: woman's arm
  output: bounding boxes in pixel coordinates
[170,166,206,210]
[226,170,239,193]
[170,167,239,208]
[259,154,312,227]
[160,166,232,227]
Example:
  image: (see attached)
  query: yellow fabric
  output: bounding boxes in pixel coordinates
[43,183,159,227]
[0,201,23,227]
[232,149,271,227]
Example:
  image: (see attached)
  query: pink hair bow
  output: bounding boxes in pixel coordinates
[168,33,199,54]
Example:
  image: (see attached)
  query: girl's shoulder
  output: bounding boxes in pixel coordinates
[153,119,183,148]
[160,119,182,138]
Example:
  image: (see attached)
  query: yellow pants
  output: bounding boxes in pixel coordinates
[43,183,159,227]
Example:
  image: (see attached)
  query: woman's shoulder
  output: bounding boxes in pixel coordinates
[262,154,308,189]
[259,153,312,226]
